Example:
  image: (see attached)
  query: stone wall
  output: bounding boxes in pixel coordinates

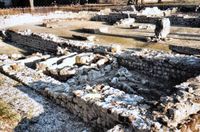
[4,30,112,54]
[92,12,200,27]
[4,30,200,84]
[135,15,200,27]
[169,45,200,55]
[1,52,200,131]
[6,30,59,53]
[1,29,200,131]
[0,59,147,131]
[116,49,200,83]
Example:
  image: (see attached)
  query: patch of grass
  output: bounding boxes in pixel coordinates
[0,78,5,86]
[0,100,21,130]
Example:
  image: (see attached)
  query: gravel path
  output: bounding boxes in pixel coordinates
[0,73,92,132]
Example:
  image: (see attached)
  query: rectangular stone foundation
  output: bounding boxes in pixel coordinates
[0,48,200,131]
[0,30,200,131]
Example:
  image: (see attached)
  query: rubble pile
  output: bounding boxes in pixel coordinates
[115,18,135,27]
[37,52,113,81]
[0,44,199,131]
[140,7,164,17]
[1,5,200,131]
[91,6,200,27]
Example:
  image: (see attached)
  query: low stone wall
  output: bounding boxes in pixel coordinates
[135,15,200,27]
[157,74,200,130]
[116,49,200,82]
[139,4,200,13]
[0,59,147,131]
[5,30,59,53]
[92,12,200,27]
[5,30,200,83]
[169,45,200,55]
[1,53,200,131]
[4,30,113,55]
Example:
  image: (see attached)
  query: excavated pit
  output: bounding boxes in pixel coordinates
[0,28,199,132]
[0,5,200,131]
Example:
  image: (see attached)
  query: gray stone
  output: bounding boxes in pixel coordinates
[155,18,170,40]
[104,65,112,72]
[88,70,103,81]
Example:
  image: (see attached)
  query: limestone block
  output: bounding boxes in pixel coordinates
[88,70,103,81]
[56,53,77,69]
[75,53,95,65]
[59,67,76,76]
[82,28,100,34]
[37,54,72,71]
[111,44,121,53]
[99,8,112,15]
[10,63,24,71]
[97,58,109,66]
[155,18,171,39]
[99,27,109,33]
[115,18,135,27]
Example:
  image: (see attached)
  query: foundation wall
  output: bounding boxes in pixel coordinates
[5,30,111,54]
[6,30,59,53]
[92,12,200,27]
[1,52,200,131]
[5,30,200,83]
[169,45,200,55]
[117,51,200,82]
[0,63,137,131]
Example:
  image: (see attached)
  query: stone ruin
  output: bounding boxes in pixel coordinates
[146,17,171,42]
[154,18,170,40]
[0,4,200,131]
[0,29,200,131]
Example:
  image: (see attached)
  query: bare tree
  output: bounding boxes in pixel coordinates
[29,0,34,10]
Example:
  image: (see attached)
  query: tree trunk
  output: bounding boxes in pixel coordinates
[29,0,34,10]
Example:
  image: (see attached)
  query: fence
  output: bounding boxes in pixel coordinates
[0,4,124,15]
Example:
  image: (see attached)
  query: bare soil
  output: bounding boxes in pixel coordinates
[9,20,200,52]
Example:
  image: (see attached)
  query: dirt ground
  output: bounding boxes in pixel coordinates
[9,19,200,52]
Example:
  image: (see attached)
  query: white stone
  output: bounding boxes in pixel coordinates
[111,44,121,53]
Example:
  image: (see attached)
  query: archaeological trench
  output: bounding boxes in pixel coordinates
[0,4,200,132]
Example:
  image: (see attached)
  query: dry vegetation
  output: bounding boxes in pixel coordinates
[0,100,21,131]
[0,76,21,131]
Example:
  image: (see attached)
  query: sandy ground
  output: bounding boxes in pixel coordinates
[9,20,200,52]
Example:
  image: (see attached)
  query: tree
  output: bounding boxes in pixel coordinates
[29,0,34,10]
